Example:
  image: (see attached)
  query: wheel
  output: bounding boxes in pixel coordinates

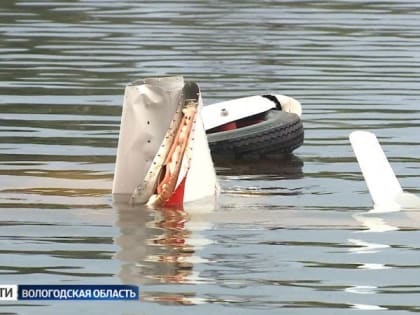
[207,110,304,158]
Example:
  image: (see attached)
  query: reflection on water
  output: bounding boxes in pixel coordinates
[115,203,211,305]
[112,194,420,311]
[215,154,304,179]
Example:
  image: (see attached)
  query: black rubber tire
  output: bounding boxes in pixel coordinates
[207,110,304,158]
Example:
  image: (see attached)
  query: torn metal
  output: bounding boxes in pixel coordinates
[112,76,218,208]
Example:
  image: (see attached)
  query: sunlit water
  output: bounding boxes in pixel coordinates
[1,1,419,314]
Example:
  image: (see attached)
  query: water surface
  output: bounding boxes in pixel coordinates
[0,1,419,314]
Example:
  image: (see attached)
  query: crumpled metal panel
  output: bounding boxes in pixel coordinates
[113,76,184,197]
[113,76,218,208]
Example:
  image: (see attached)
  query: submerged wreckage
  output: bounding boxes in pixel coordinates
[112,76,304,208]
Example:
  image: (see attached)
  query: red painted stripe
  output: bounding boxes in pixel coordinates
[215,121,237,132]
[164,174,187,209]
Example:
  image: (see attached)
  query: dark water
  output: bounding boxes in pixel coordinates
[1,0,419,314]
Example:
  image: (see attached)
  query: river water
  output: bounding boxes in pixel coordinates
[1,0,419,314]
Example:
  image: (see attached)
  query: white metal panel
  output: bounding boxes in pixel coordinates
[202,95,275,130]
[113,76,218,208]
[350,131,403,208]
[184,97,219,204]
[113,76,184,196]
[350,130,420,212]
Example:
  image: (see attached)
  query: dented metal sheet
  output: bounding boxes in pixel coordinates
[112,76,218,208]
[113,76,184,198]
